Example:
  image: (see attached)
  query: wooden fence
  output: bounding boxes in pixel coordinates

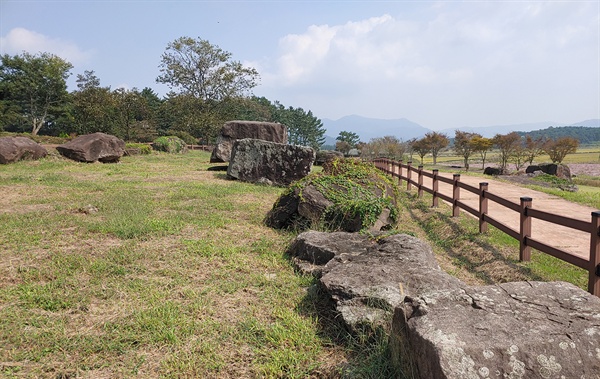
[373,158,600,297]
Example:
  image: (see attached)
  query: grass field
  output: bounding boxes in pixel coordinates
[0,147,593,378]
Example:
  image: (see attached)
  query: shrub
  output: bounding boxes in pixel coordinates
[152,136,188,154]
[166,130,197,145]
[125,143,152,155]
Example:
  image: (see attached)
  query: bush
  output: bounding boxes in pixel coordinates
[152,136,188,154]
[125,143,152,155]
[166,130,197,145]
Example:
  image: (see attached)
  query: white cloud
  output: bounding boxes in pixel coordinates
[0,27,93,65]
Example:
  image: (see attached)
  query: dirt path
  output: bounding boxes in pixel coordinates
[413,172,596,263]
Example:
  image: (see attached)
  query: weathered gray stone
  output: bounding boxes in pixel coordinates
[56,133,125,163]
[227,138,314,186]
[394,281,600,378]
[0,136,47,164]
[288,231,462,332]
[526,163,572,179]
[210,120,287,163]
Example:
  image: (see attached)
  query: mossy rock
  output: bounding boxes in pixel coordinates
[152,136,188,154]
[265,158,400,232]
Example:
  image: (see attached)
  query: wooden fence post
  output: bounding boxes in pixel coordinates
[398,160,403,187]
[432,169,439,208]
[453,174,460,217]
[418,165,424,198]
[479,182,488,233]
[520,197,532,261]
[407,162,412,191]
[589,211,600,296]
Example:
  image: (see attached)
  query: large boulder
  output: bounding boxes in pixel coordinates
[483,167,503,176]
[289,230,600,378]
[395,281,600,378]
[227,138,314,186]
[265,159,399,232]
[526,163,571,179]
[0,136,47,164]
[210,120,287,163]
[288,231,462,333]
[56,133,125,163]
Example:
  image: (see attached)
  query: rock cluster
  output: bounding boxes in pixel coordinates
[289,230,600,378]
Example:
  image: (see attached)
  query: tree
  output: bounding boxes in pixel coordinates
[493,132,521,172]
[524,135,545,165]
[336,131,361,148]
[543,137,579,164]
[0,52,73,135]
[157,36,259,101]
[412,138,430,164]
[470,136,494,169]
[423,131,449,165]
[72,70,116,135]
[335,140,352,155]
[454,131,481,171]
[277,105,325,150]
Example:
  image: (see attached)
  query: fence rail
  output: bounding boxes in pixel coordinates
[373,158,600,297]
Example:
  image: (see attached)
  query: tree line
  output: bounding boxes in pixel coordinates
[0,37,326,150]
[335,129,580,171]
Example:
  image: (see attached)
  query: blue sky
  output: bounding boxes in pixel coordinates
[1,0,599,130]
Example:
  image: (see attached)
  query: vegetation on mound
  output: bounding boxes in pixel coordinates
[152,136,188,153]
[284,158,401,231]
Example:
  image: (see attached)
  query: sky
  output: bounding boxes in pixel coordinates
[1,0,599,131]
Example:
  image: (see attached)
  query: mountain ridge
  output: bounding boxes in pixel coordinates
[321,115,600,142]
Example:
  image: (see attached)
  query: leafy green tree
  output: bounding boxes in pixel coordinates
[524,135,545,165]
[72,70,116,135]
[423,131,449,165]
[277,105,325,150]
[493,132,521,172]
[470,136,494,169]
[543,137,579,164]
[364,136,406,160]
[335,140,352,155]
[454,131,481,171]
[412,138,430,164]
[0,52,73,135]
[157,36,259,100]
[336,131,361,148]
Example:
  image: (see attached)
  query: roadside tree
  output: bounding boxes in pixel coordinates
[493,132,521,172]
[336,131,361,148]
[412,138,430,164]
[423,131,449,165]
[454,131,481,170]
[470,136,494,169]
[543,137,579,164]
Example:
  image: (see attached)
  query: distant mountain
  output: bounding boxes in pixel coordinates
[321,115,600,142]
[322,115,432,142]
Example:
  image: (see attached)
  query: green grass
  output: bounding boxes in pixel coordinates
[1,150,357,378]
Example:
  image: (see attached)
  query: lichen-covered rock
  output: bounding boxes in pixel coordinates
[394,281,600,378]
[210,120,287,163]
[56,133,125,163]
[227,138,314,186]
[288,231,462,333]
[0,136,47,164]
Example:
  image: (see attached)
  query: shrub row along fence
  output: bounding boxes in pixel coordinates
[373,158,600,297]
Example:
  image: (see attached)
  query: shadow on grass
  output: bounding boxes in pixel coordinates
[403,192,545,285]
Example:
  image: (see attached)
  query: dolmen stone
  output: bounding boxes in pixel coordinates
[288,230,600,378]
[526,163,572,180]
[210,120,287,163]
[483,167,503,176]
[0,136,47,164]
[227,138,314,186]
[56,133,125,163]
